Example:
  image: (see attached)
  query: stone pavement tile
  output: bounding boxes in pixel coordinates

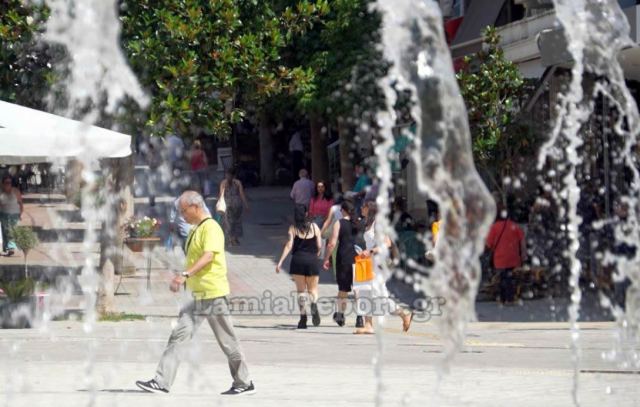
[1,319,638,407]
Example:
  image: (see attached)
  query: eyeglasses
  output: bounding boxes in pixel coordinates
[179,204,194,215]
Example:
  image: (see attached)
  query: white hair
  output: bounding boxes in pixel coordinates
[180,190,205,209]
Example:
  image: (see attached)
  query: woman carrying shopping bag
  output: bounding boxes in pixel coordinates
[353,201,413,334]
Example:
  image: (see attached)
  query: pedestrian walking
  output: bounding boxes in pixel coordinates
[147,137,163,208]
[346,164,371,216]
[167,134,185,175]
[276,204,323,329]
[308,181,333,227]
[219,169,249,246]
[136,191,255,396]
[289,169,315,209]
[320,195,344,278]
[323,200,359,327]
[289,129,304,179]
[353,201,413,334]
[486,200,526,303]
[0,175,23,256]
[189,140,209,196]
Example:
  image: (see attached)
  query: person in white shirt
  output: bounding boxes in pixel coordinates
[289,169,315,209]
[289,130,304,180]
[166,134,185,175]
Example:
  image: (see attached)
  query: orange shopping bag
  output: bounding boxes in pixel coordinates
[354,254,374,283]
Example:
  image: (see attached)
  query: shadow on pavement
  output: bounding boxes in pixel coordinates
[77,389,147,394]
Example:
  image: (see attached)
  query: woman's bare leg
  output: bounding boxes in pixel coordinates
[292,275,308,315]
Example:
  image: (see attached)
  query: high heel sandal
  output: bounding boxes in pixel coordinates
[402,310,414,332]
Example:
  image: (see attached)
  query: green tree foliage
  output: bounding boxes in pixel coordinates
[281,0,388,188]
[292,0,388,121]
[0,1,65,109]
[119,0,328,138]
[456,26,526,175]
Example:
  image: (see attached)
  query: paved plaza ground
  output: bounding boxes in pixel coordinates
[1,179,638,406]
[1,318,638,406]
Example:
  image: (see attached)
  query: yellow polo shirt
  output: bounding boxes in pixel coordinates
[185,218,230,299]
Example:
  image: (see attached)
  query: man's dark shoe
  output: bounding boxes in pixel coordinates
[221,381,256,396]
[310,303,321,326]
[135,379,168,394]
[355,315,364,328]
[333,312,345,327]
[297,314,308,329]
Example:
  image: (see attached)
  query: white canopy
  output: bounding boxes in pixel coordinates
[0,100,132,165]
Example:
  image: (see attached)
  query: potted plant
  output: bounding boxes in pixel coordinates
[11,226,40,279]
[124,216,160,252]
[0,226,40,328]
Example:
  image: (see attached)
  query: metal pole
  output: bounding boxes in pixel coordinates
[602,91,611,217]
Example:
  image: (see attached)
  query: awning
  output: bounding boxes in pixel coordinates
[450,0,507,58]
[0,100,132,165]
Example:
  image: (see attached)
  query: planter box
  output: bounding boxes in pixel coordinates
[125,237,161,253]
[126,240,144,252]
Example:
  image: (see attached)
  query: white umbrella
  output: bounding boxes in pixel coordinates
[0,100,132,164]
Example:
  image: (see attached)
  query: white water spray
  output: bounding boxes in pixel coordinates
[375,0,495,384]
[41,0,149,404]
[44,0,148,118]
[541,0,640,404]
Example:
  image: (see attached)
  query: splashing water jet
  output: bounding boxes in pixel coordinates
[374,0,495,393]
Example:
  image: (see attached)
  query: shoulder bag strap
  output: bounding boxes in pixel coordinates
[185,217,213,253]
[492,221,508,252]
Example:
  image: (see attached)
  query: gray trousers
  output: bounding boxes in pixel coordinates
[155,296,251,390]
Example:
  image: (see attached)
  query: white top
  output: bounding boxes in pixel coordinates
[364,221,376,251]
[166,134,185,162]
[289,132,303,152]
[0,190,20,214]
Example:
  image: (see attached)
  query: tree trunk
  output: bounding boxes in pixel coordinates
[310,112,329,184]
[258,110,275,185]
[338,120,356,192]
[96,156,133,315]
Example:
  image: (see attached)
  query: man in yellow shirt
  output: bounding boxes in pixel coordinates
[136,191,255,396]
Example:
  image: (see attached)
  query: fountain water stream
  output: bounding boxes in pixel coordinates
[543,0,640,404]
[374,0,495,396]
[374,0,640,405]
[41,0,148,403]
[5,0,640,405]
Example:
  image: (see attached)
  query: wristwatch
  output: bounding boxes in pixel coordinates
[181,272,190,279]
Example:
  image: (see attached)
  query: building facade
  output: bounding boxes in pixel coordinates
[401,0,640,219]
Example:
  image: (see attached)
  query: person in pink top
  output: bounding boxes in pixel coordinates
[308,181,334,227]
[189,140,209,195]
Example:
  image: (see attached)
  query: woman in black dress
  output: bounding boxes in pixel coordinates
[322,200,358,327]
[276,204,323,329]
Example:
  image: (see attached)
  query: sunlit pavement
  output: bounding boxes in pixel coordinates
[2,187,638,405]
[1,318,638,406]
